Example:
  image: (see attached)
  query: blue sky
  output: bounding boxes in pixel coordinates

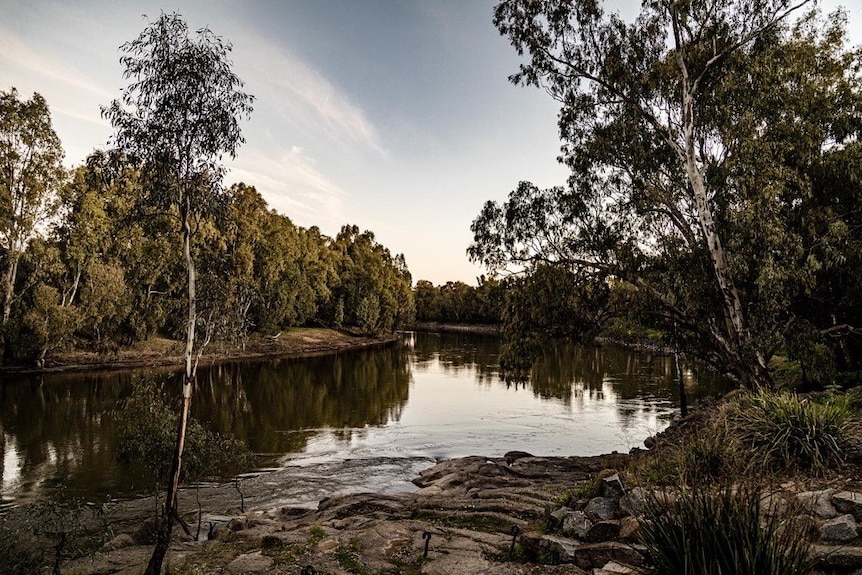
[2,0,860,285]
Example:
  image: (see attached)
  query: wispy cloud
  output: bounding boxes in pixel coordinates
[232,31,388,159]
[226,146,346,233]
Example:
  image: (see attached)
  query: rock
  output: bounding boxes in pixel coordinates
[100,533,135,551]
[585,497,618,521]
[619,487,648,517]
[759,493,787,517]
[133,518,159,545]
[542,534,582,562]
[562,510,592,539]
[819,514,858,542]
[643,436,656,449]
[832,492,862,521]
[601,474,626,500]
[226,551,274,573]
[812,544,862,568]
[595,561,641,574]
[618,517,640,542]
[585,520,621,543]
[796,490,838,519]
[550,506,570,530]
[505,450,533,464]
[574,541,646,570]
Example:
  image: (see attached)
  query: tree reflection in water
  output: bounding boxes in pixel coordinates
[0,333,729,507]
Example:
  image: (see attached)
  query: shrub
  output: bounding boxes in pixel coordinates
[113,380,252,484]
[640,485,813,575]
[724,390,857,474]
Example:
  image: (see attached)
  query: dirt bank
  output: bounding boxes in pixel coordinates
[0,328,399,376]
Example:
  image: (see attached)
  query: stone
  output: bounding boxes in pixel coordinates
[812,544,862,568]
[596,561,641,574]
[573,541,646,570]
[759,493,787,517]
[505,450,533,464]
[541,534,581,562]
[619,487,648,517]
[618,516,641,542]
[796,490,838,519]
[585,520,621,543]
[601,474,626,499]
[832,491,862,521]
[226,551,274,573]
[100,533,135,552]
[133,518,159,545]
[585,497,618,521]
[643,436,656,449]
[819,514,858,542]
[562,510,592,539]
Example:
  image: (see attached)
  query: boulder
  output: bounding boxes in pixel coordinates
[226,551,274,573]
[819,514,858,542]
[619,487,648,517]
[796,490,838,519]
[832,492,862,521]
[573,541,646,570]
[562,509,592,539]
[585,520,621,543]
[585,497,618,521]
[601,474,626,500]
[812,544,862,568]
[618,517,641,542]
[595,561,642,574]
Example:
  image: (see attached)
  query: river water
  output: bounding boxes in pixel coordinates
[0,331,729,510]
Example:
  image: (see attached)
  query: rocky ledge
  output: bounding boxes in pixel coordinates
[67,451,862,575]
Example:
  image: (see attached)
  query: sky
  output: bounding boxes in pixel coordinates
[2,0,861,286]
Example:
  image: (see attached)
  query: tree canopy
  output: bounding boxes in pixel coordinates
[471,0,862,387]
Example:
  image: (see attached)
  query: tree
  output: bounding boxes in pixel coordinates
[102,13,253,573]
[0,89,64,357]
[472,1,862,387]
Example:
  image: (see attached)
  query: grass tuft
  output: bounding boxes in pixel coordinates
[724,390,857,474]
[639,485,813,575]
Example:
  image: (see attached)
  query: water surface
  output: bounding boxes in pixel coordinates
[0,331,728,508]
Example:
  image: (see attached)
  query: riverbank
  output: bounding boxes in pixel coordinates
[57,392,862,575]
[410,322,500,335]
[0,328,399,375]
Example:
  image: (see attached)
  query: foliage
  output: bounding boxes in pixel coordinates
[0,493,113,575]
[472,0,862,387]
[413,276,505,325]
[724,390,859,474]
[640,485,814,575]
[0,87,64,337]
[113,380,252,484]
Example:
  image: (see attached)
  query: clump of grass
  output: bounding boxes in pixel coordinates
[724,390,858,474]
[639,485,813,575]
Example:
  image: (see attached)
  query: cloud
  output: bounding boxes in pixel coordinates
[231,31,388,159]
[226,146,346,233]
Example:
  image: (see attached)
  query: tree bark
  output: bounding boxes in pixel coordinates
[145,208,196,575]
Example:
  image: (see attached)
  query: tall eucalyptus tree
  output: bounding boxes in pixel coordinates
[102,13,253,573]
[472,1,862,386]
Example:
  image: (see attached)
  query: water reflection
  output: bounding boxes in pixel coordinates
[0,332,730,507]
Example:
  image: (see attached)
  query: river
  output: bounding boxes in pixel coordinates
[0,331,729,510]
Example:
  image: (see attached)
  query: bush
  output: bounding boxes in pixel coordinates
[724,390,857,474]
[114,380,252,484]
[640,485,813,575]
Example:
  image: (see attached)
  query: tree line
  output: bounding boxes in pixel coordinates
[0,93,414,366]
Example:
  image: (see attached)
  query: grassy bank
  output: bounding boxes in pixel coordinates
[0,328,399,375]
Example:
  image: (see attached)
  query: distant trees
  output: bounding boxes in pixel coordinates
[413,276,505,325]
[471,0,862,388]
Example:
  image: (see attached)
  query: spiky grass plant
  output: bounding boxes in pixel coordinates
[724,390,857,474]
[640,485,813,575]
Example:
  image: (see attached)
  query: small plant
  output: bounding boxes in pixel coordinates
[335,537,371,575]
[724,390,857,474]
[639,485,813,575]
